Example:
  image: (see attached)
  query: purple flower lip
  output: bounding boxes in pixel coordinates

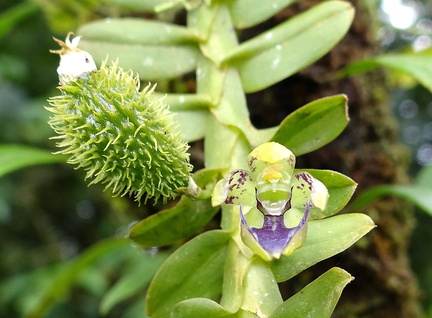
[240,201,310,257]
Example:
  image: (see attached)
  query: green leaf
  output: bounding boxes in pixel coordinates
[25,238,131,318]
[228,0,300,29]
[101,0,169,11]
[172,298,234,318]
[271,95,349,156]
[224,1,354,92]
[301,169,357,219]
[79,40,199,81]
[210,68,250,129]
[220,240,252,312]
[351,184,432,216]
[155,93,212,111]
[146,230,230,318]
[269,267,353,318]
[128,196,220,247]
[204,116,245,170]
[210,67,263,146]
[196,54,225,104]
[174,110,209,142]
[100,252,168,315]
[187,2,215,44]
[342,52,432,92]
[79,19,198,45]
[151,93,212,142]
[271,213,375,282]
[241,258,283,315]
[198,5,238,64]
[0,144,66,178]
[0,2,38,39]
[252,126,279,147]
[192,168,224,190]
[414,164,432,188]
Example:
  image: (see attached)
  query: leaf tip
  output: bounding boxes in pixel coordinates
[341,93,350,122]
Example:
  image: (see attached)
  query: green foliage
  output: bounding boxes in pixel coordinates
[3,237,168,318]
[78,21,199,81]
[2,0,380,317]
[352,184,432,216]
[239,258,283,314]
[24,238,131,317]
[224,1,354,93]
[342,50,432,92]
[351,164,432,216]
[128,196,219,247]
[79,19,198,45]
[171,298,234,318]
[145,230,229,318]
[0,144,65,177]
[102,0,169,12]
[271,95,349,156]
[227,0,299,29]
[269,267,353,318]
[270,213,375,281]
[0,2,38,39]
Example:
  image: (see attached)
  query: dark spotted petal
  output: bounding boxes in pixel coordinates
[212,169,256,206]
[291,172,328,210]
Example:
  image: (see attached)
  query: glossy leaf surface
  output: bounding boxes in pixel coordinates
[174,110,209,142]
[79,40,198,81]
[210,68,257,146]
[128,196,219,247]
[172,298,234,318]
[102,0,169,11]
[79,19,197,45]
[271,213,375,282]
[204,116,247,170]
[156,93,212,112]
[146,230,229,318]
[271,95,349,156]
[270,267,353,318]
[225,1,354,92]
[152,93,212,142]
[240,258,283,315]
[228,0,300,29]
[198,5,238,64]
[220,240,252,312]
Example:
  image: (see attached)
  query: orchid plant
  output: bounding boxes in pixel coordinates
[43,0,375,317]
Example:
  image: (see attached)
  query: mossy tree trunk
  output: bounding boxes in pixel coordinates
[246,1,423,317]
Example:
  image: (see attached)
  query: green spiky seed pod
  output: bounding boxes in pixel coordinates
[47,53,192,203]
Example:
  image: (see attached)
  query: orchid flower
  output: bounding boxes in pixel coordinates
[213,142,329,260]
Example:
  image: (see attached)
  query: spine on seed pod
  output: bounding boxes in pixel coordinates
[47,32,193,203]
